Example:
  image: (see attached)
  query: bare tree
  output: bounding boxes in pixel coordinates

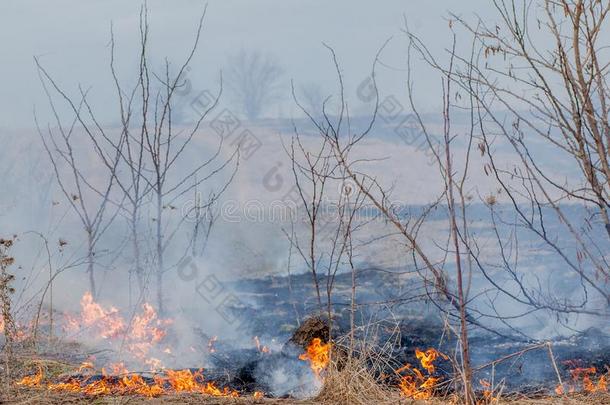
[433,0,610,312]
[34,5,238,314]
[34,72,123,299]
[310,1,610,399]
[283,115,370,343]
[0,238,17,351]
[0,237,17,384]
[290,40,500,401]
[226,49,284,120]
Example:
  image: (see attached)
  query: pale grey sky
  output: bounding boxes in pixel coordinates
[0,0,494,129]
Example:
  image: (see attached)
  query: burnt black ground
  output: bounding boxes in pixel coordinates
[211,269,610,394]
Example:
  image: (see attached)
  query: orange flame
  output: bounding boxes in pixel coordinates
[396,348,447,399]
[208,335,218,353]
[64,292,125,339]
[555,365,608,395]
[16,368,44,387]
[17,365,239,398]
[254,336,270,354]
[416,348,444,374]
[77,361,95,374]
[299,338,331,378]
[479,379,498,403]
[102,362,129,376]
[48,380,82,393]
[121,374,164,397]
[0,319,31,342]
[164,369,239,397]
[15,293,239,399]
[63,292,172,369]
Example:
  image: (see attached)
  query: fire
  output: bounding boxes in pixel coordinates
[416,348,443,374]
[144,357,164,371]
[0,319,31,342]
[48,380,81,393]
[254,390,264,399]
[63,292,172,369]
[16,364,240,398]
[396,348,447,400]
[121,374,164,397]
[14,293,245,399]
[208,335,218,353]
[16,367,43,387]
[480,379,498,402]
[555,365,608,395]
[78,361,95,373]
[299,338,331,378]
[65,292,125,339]
[164,368,239,397]
[102,362,129,376]
[254,336,270,354]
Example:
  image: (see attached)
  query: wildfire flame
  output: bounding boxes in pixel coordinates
[13,293,246,398]
[102,362,129,376]
[396,348,447,400]
[16,364,239,398]
[208,336,218,353]
[65,292,125,339]
[254,336,270,354]
[0,318,32,342]
[555,365,608,395]
[480,379,498,403]
[63,292,172,370]
[16,367,43,387]
[299,338,331,378]
[164,369,239,397]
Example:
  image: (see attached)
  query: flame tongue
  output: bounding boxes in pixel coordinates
[416,348,442,374]
[17,365,239,398]
[396,348,447,399]
[556,365,608,394]
[16,368,43,387]
[254,336,270,354]
[67,292,125,339]
[63,292,173,370]
[299,338,331,378]
[15,292,242,399]
[165,369,239,397]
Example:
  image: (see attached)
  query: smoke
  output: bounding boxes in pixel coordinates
[254,350,322,398]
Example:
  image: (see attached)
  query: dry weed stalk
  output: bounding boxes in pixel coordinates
[315,350,398,405]
[1,237,17,380]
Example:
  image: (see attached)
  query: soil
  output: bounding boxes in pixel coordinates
[2,387,610,405]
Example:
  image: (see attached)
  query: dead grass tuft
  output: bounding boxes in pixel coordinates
[314,354,399,405]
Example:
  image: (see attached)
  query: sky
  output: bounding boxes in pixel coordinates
[0,0,495,129]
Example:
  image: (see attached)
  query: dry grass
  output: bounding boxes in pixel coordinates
[1,388,307,405]
[2,387,609,405]
[2,341,608,405]
[314,357,399,405]
[478,393,610,404]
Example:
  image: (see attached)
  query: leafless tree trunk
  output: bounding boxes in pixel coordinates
[34,69,124,299]
[433,0,610,312]
[35,5,237,314]
[0,237,17,379]
[293,43,486,402]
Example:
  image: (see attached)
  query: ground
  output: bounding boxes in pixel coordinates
[2,387,610,405]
